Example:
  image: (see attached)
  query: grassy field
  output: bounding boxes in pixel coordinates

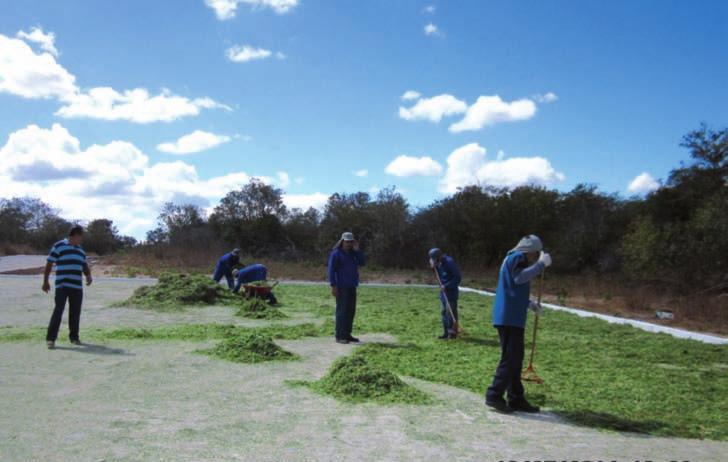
[97,248,728,334]
[2,283,726,440]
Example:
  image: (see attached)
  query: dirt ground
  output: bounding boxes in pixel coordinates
[1,276,726,461]
[0,254,47,273]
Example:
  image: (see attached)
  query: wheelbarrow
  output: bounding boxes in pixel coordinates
[242,280,279,300]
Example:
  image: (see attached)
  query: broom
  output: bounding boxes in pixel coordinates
[522,270,545,384]
[432,266,463,335]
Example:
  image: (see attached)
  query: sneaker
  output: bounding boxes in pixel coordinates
[46,341,55,349]
[336,338,349,344]
[485,398,513,414]
[347,336,360,343]
[70,339,82,346]
[437,333,449,340]
[508,398,540,413]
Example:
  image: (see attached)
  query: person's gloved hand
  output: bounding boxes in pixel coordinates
[529,300,544,314]
[538,251,552,268]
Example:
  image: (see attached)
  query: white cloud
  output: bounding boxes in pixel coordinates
[205,0,299,20]
[354,169,368,177]
[401,90,421,101]
[16,26,58,56]
[449,95,537,133]
[534,92,558,103]
[0,124,285,239]
[424,23,441,36]
[277,171,290,188]
[226,45,276,62]
[399,93,543,132]
[477,156,565,188]
[205,0,239,19]
[399,94,467,122]
[56,87,231,123]
[385,155,443,177]
[438,143,564,193]
[1,32,228,123]
[0,34,76,100]
[423,5,436,13]
[157,130,231,154]
[627,172,660,195]
[283,192,329,210]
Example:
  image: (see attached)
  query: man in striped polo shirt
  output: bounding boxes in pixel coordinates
[43,225,93,349]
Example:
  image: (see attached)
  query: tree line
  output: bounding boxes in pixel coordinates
[1,125,726,296]
[0,197,136,255]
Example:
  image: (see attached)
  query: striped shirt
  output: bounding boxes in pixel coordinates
[47,239,88,290]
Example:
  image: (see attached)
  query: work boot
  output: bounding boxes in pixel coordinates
[508,398,540,413]
[46,341,55,350]
[485,398,513,414]
[347,336,360,343]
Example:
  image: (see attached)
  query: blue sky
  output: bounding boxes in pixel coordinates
[1,0,727,238]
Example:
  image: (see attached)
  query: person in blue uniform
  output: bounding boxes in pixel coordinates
[232,263,277,304]
[327,232,366,344]
[485,235,552,414]
[212,248,241,289]
[429,248,462,339]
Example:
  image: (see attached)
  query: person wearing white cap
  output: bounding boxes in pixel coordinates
[327,232,366,344]
[485,234,552,414]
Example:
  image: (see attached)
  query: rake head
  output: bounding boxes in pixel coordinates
[521,363,544,384]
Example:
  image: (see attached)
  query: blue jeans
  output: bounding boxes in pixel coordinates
[486,326,526,403]
[440,290,459,335]
[335,287,357,340]
[212,264,234,290]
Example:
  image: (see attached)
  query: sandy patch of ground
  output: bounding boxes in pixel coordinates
[0,255,47,273]
[1,337,725,461]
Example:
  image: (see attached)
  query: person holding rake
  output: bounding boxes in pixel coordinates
[485,234,552,414]
[429,248,462,340]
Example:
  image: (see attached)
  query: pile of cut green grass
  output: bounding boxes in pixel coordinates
[235,297,287,319]
[306,355,431,404]
[120,272,240,309]
[200,332,298,363]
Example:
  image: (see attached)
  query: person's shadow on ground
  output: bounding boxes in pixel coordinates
[54,343,132,356]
